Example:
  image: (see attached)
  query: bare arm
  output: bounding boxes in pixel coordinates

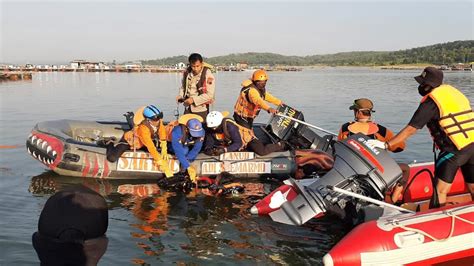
[386,125,418,150]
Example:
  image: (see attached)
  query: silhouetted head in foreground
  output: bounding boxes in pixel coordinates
[32,185,109,266]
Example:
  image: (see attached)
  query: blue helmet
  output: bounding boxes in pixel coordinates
[187,118,204,138]
[143,105,163,120]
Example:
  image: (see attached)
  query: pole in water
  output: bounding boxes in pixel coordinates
[275,113,337,136]
[327,185,415,214]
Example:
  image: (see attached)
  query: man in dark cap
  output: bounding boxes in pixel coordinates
[32,185,109,265]
[367,66,474,207]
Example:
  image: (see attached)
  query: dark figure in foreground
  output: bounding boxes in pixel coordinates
[32,185,109,266]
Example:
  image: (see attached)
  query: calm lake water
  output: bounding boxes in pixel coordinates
[0,69,472,265]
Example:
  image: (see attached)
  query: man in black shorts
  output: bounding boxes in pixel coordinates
[367,67,474,206]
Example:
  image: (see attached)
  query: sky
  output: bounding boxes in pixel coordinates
[0,0,472,64]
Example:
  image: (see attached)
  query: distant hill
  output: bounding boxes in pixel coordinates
[141,40,474,66]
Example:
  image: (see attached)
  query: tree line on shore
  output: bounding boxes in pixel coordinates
[141,40,473,66]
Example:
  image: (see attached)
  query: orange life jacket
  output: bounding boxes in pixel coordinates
[422,84,474,150]
[233,84,266,119]
[123,120,165,150]
[338,121,405,152]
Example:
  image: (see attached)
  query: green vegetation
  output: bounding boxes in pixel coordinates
[141,40,474,66]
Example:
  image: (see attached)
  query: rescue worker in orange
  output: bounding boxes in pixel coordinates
[105,105,174,178]
[338,98,408,203]
[367,67,474,206]
[338,98,405,152]
[176,53,215,121]
[233,69,283,129]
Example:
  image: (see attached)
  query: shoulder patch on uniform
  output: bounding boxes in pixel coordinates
[207,77,214,85]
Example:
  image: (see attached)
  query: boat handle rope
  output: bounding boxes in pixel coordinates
[394,210,474,242]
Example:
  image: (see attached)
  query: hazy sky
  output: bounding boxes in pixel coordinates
[1,0,472,64]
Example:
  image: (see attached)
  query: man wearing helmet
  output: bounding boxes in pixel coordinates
[105,105,174,178]
[205,111,285,156]
[176,53,216,121]
[233,69,284,129]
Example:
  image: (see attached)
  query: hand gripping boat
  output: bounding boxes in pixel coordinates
[26,105,334,179]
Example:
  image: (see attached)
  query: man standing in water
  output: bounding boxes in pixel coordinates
[176,53,216,121]
[367,67,474,207]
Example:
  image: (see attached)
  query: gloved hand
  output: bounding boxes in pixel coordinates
[160,141,171,160]
[187,166,197,183]
[366,139,387,150]
[156,159,174,178]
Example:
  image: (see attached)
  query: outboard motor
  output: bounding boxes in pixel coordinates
[265,104,333,153]
[269,134,402,226]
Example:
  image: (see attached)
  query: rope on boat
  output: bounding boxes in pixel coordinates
[394,209,474,242]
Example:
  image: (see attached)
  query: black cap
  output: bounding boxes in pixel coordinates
[414,67,443,88]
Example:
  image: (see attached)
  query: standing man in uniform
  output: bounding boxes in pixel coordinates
[176,53,215,121]
[367,67,474,206]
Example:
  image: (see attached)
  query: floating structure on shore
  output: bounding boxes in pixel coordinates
[0,71,32,82]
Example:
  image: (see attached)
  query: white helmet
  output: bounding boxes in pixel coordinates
[206,111,224,128]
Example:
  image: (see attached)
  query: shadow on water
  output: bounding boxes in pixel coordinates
[28,172,351,265]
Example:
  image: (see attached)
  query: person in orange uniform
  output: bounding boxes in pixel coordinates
[105,105,174,178]
[233,69,284,129]
[367,67,474,207]
[338,98,405,152]
[338,98,408,203]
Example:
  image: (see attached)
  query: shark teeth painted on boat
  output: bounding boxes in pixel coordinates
[46,146,52,154]
[52,151,57,157]
[41,141,48,150]
[27,147,32,155]
[31,135,37,144]
[37,139,43,146]
[32,151,38,159]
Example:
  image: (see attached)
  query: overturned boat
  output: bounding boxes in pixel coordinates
[26,106,334,179]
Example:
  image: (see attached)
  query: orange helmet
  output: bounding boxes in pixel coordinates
[252,69,268,81]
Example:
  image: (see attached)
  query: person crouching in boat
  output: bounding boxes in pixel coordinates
[206,111,286,156]
[233,69,283,129]
[105,105,174,178]
[166,114,205,183]
[367,67,474,207]
[338,98,409,203]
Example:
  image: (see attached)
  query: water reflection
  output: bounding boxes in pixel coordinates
[28,172,348,264]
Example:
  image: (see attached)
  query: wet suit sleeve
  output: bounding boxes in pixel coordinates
[248,88,271,111]
[186,138,203,162]
[408,98,438,129]
[226,122,243,152]
[137,125,161,162]
[192,71,215,107]
[337,123,349,141]
[171,126,191,169]
[264,92,282,106]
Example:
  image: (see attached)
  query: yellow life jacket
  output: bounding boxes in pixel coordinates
[233,83,266,119]
[425,84,474,150]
